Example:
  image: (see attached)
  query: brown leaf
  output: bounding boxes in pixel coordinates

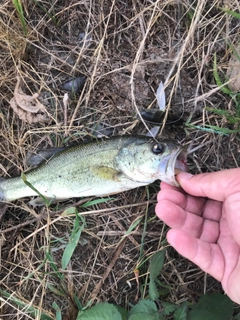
[9,76,49,123]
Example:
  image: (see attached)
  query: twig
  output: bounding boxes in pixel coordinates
[89,238,127,301]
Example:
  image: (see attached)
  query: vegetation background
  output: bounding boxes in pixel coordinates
[0,0,240,319]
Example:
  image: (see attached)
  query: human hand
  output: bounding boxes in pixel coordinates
[155,169,240,304]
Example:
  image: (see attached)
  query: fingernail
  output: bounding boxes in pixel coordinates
[176,173,193,187]
[178,172,193,179]
[177,172,193,180]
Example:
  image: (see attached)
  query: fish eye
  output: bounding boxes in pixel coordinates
[152,143,164,154]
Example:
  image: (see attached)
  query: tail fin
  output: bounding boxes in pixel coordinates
[0,177,6,201]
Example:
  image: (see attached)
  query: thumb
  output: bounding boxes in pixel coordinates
[177,169,240,202]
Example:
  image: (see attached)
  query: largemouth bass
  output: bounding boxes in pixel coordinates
[0,136,187,204]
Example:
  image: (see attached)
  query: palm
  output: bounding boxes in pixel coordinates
[156,182,240,303]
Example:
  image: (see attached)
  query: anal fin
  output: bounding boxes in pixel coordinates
[28,197,67,207]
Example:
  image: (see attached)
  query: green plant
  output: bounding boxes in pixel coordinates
[75,250,234,320]
[0,206,88,319]
[0,288,54,319]
[203,52,240,133]
[1,222,235,319]
[21,172,51,206]
[220,8,240,20]
[32,0,58,26]
[61,207,86,270]
[185,51,240,136]
[185,8,240,136]
[12,0,27,35]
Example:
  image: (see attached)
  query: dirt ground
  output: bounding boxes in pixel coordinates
[0,0,240,319]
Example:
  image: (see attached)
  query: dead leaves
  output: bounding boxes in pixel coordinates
[9,76,49,123]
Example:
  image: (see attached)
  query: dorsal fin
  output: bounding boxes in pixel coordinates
[26,147,66,167]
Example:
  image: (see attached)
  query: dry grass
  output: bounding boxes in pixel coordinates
[0,0,240,318]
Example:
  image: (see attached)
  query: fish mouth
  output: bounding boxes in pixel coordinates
[159,147,188,187]
[173,148,188,175]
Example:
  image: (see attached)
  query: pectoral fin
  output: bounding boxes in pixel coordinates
[91,166,122,181]
[28,196,67,207]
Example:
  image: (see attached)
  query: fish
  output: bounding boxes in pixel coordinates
[0,136,187,205]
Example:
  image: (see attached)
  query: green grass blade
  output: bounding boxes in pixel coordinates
[47,284,66,297]
[205,124,240,134]
[206,107,238,124]
[45,251,64,280]
[21,172,51,206]
[185,123,239,135]
[235,94,240,117]
[220,7,240,20]
[213,54,232,95]
[0,289,54,320]
[120,217,143,243]
[22,258,47,282]
[12,0,27,34]
[81,197,114,208]
[139,186,150,260]
[52,302,62,320]
[32,0,57,25]
[61,214,86,270]
[74,294,84,311]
